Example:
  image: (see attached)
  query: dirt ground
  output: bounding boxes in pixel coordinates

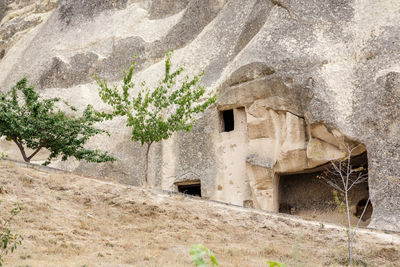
[0,161,399,267]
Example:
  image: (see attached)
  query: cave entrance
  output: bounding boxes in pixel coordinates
[278,152,372,226]
[177,181,202,197]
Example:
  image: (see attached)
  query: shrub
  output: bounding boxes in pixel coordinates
[189,244,219,267]
[0,201,23,266]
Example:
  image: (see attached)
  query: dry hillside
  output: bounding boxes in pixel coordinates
[0,160,399,267]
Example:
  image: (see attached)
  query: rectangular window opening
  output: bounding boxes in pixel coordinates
[177,183,201,197]
[221,109,234,132]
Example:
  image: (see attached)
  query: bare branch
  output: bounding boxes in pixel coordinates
[348,175,368,191]
[346,152,352,189]
[352,198,371,237]
[330,162,341,176]
[325,168,340,176]
[349,143,363,155]
[319,175,344,192]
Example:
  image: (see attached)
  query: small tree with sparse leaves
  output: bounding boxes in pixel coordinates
[317,142,397,266]
[0,78,115,165]
[317,143,369,266]
[96,52,217,185]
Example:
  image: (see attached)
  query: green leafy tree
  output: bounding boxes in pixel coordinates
[0,78,115,165]
[96,52,217,185]
[0,201,23,266]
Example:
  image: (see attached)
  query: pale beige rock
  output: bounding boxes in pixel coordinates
[275,149,308,173]
[306,138,345,163]
[213,108,250,206]
[248,97,303,118]
[311,124,340,147]
[247,118,268,139]
[246,163,275,211]
[281,112,306,153]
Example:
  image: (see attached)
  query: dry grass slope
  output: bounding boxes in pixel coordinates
[0,161,399,267]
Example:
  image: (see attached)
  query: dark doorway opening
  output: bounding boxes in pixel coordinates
[177,183,201,197]
[278,152,371,226]
[279,171,332,214]
[221,109,234,132]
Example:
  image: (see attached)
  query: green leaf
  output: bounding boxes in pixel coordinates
[210,255,219,266]
[267,261,287,267]
[189,244,219,267]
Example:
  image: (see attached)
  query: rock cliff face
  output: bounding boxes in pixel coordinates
[1,0,399,231]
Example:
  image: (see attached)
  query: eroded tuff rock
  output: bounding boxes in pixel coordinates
[0,0,57,60]
[0,0,400,231]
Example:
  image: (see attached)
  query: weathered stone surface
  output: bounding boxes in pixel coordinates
[247,118,269,139]
[0,0,56,63]
[1,0,400,231]
[149,0,189,19]
[310,124,340,147]
[246,163,275,211]
[0,1,7,23]
[222,62,275,88]
[57,0,128,26]
[246,154,274,169]
[275,149,308,173]
[306,138,345,163]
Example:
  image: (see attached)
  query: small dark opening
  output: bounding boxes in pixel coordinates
[222,109,234,132]
[355,198,373,221]
[177,183,201,197]
[279,203,295,214]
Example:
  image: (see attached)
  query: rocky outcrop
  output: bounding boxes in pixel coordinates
[0,0,400,231]
[0,0,57,60]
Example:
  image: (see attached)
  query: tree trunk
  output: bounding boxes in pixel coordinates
[12,138,44,163]
[345,189,353,265]
[144,142,152,187]
[27,146,43,161]
[13,139,29,163]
